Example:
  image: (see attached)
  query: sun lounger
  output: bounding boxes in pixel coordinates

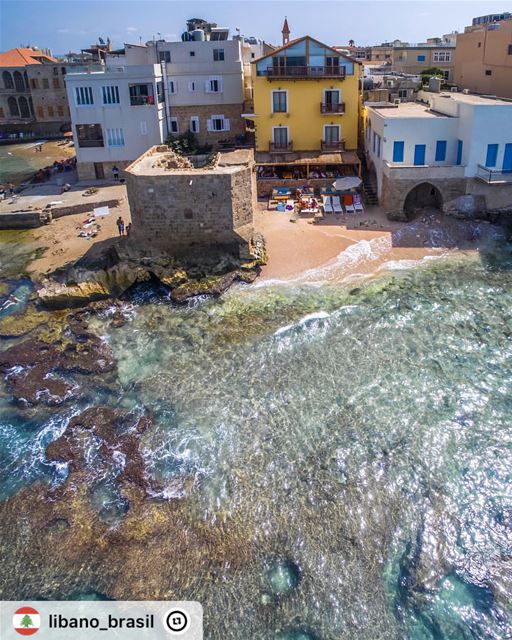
[344,194,356,215]
[332,196,343,214]
[322,195,334,214]
[353,194,364,214]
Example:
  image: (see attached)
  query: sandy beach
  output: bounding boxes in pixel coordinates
[0,139,76,186]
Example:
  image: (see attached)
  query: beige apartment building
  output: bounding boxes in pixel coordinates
[390,42,456,80]
[454,17,512,99]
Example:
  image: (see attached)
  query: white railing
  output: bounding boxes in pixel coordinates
[476,165,512,184]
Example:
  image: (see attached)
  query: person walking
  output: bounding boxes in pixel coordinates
[125,222,132,237]
[112,166,120,181]
[116,216,125,236]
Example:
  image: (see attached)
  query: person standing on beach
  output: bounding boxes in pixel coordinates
[126,222,132,237]
[112,166,120,181]
[116,216,125,236]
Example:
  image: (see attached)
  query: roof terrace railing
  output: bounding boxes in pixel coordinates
[476,164,512,184]
[262,65,346,79]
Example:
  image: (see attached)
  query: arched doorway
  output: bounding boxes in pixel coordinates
[2,71,13,89]
[18,96,30,118]
[8,96,19,117]
[403,183,443,220]
[13,71,25,92]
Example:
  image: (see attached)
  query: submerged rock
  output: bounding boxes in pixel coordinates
[267,559,301,595]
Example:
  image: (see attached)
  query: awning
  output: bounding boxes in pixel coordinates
[255,150,361,167]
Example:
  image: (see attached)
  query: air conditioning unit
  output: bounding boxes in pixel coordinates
[450,86,459,92]
[393,98,401,105]
[462,88,470,94]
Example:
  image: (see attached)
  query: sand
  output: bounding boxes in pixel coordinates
[1,140,76,187]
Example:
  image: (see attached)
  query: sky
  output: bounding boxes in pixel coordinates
[0,0,505,54]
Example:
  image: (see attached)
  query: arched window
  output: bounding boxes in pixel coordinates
[23,70,29,89]
[13,70,25,91]
[2,71,14,89]
[19,96,30,118]
[28,96,34,116]
[8,96,19,117]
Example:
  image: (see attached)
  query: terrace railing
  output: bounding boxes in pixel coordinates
[269,141,293,152]
[321,139,345,151]
[476,164,512,184]
[320,102,346,114]
[263,66,346,79]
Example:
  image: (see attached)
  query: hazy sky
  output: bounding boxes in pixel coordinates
[0,0,504,53]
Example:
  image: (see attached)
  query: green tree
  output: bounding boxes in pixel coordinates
[420,67,445,85]
[20,615,33,628]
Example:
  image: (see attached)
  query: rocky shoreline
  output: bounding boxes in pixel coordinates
[36,234,267,309]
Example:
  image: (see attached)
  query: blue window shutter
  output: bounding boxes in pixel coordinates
[414,144,426,166]
[435,140,447,162]
[393,141,404,162]
[456,139,463,165]
[485,144,498,167]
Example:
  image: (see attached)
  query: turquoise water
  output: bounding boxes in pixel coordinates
[0,142,50,184]
[0,240,511,638]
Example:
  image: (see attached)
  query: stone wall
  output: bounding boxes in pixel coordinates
[125,148,255,255]
[0,211,44,229]
[168,103,245,147]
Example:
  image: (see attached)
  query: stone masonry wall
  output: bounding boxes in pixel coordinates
[168,103,245,147]
[77,160,132,183]
[126,166,254,254]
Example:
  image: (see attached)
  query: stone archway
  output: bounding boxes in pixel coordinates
[2,70,13,89]
[13,71,25,92]
[8,96,19,117]
[18,96,30,118]
[403,182,443,220]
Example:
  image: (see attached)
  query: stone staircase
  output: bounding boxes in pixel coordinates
[361,163,379,206]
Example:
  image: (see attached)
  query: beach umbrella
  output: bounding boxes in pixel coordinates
[333,176,362,191]
[63,131,73,137]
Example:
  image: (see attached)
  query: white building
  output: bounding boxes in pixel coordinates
[66,33,264,180]
[364,90,512,217]
[66,54,166,180]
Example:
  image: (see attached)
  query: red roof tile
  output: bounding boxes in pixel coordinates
[0,47,56,67]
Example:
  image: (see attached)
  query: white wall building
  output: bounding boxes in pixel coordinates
[66,59,166,180]
[364,90,512,216]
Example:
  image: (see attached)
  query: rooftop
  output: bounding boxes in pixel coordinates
[126,146,253,176]
[432,92,511,106]
[367,102,448,118]
[0,47,56,67]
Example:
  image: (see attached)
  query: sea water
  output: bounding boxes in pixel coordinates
[0,239,511,639]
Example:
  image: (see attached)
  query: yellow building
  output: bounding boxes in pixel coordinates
[249,35,362,193]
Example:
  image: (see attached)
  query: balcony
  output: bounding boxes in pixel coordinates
[262,66,346,80]
[130,95,155,106]
[320,102,345,114]
[476,164,512,184]
[321,139,345,152]
[269,141,293,152]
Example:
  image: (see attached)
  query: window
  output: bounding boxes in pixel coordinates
[442,70,450,80]
[478,42,482,48]
[435,140,447,162]
[0,107,4,118]
[398,89,408,99]
[140,121,147,135]
[393,141,404,162]
[57,105,64,116]
[207,115,230,132]
[168,80,177,94]
[213,48,225,61]
[42,78,49,89]
[159,51,171,63]
[272,126,288,145]
[456,139,463,165]
[251,52,255,59]
[485,70,492,76]
[414,144,426,166]
[37,106,44,118]
[53,78,60,89]
[106,127,125,146]
[324,89,341,111]
[417,55,426,62]
[206,77,222,93]
[75,86,94,105]
[190,116,199,133]
[508,44,512,55]
[157,82,164,102]
[433,51,451,62]
[30,79,38,89]
[47,106,54,117]
[189,50,195,57]
[102,85,120,105]
[485,144,499,167]
[188,81,197,92]
[372,131,377,153]
[76,123,104,147]
[61,67,67,75]
[53,67,59,75]
[376,134,381,157]
[324,125,340,143]
[170,117,179,134]
[272,90,287,113]
[129,84,154,105]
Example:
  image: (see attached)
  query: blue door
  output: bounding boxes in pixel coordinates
[503,144,512,172]
[414,144,426,166]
